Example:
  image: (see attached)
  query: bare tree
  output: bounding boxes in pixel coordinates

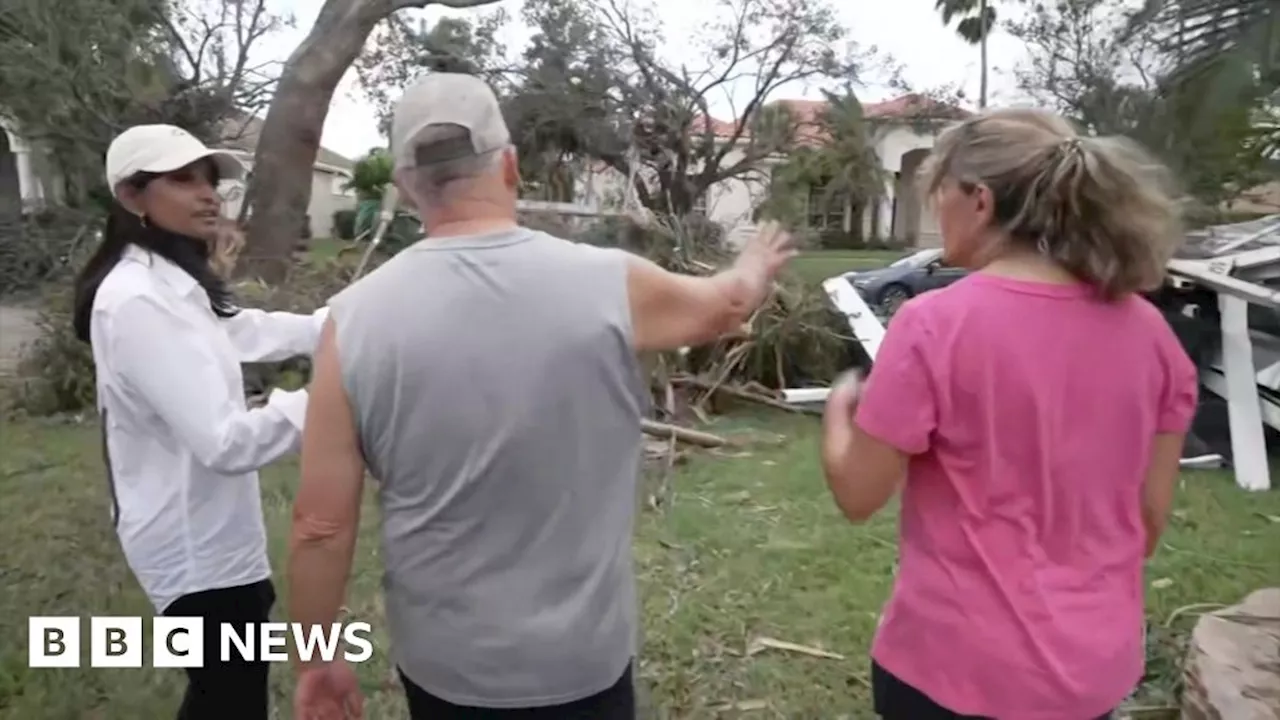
[355,9,510,136]
[594,0,861,215]
[161,0,289,134]
[1008,0,1166,137]
[0,0,286,204]
[241,0,502,283]
[492,0,867,217]
[1008,0,1270,206]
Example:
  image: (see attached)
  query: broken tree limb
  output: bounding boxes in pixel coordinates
[673,376,822,416]
[640,419,727,448]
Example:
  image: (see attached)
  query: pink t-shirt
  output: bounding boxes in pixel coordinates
[856,273,1199,720]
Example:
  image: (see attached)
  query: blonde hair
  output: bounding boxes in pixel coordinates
[919,107,1182,300]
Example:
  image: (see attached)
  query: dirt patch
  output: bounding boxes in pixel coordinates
[0,305,40,376]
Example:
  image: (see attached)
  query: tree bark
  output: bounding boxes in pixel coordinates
[242,0,501,283]
[978,0,989,108]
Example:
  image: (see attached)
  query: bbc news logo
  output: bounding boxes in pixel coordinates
[28,617,373,668]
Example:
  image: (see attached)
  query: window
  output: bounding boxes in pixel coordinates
[805,182,845,230]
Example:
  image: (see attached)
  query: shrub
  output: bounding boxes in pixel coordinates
[332,209,357,240]
[8,249,365,417]
[815,228,863,250]
[0,208,102,297]
[7,288,97,416]
[232,254,363,394]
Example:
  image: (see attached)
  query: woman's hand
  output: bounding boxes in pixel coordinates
[210,220,246,279]
[825,370,864,426]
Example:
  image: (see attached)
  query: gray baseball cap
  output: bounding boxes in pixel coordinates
[390,73,512,170]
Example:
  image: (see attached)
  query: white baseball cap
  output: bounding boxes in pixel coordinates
[104,124,246,192]
[390,73,511,170]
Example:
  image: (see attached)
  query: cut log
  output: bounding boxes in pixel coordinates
[640,419,727,448]
[1181,587,1280,720]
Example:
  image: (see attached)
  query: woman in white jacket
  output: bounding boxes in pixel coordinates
[72,124,326,720]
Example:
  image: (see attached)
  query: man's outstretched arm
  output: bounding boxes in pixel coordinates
[287,317,366,669]
[626,220,796,352]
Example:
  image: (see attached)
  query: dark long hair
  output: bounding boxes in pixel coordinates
[72,173,239,344]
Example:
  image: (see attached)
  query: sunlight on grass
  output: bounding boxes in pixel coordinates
[1,415,1277,718]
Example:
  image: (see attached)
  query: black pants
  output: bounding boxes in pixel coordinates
[872,661,1113,720]
[162,579,276,720]
[400,661,636,719]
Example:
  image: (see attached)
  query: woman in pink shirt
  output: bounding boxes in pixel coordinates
[821,108,1199,719]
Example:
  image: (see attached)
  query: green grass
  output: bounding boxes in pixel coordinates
[304,237,358,262]
[788,249,907,285]
[303,240,905,291]
[2,414,1277,718]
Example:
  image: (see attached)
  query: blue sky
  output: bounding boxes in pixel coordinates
[266,0,1028,161]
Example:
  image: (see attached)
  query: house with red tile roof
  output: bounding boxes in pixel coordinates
[576,93,968,247]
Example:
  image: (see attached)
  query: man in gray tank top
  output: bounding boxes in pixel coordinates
[285,72,795,719]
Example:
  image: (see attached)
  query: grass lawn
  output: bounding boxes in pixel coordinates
[787,249,908,285]
[301,237,359,263]
[302,239,905,289]
[2,413,1278,719]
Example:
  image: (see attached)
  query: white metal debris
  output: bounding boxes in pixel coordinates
[787,214,1280,487]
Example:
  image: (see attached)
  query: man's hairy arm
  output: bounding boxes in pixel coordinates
[287,318,365,670]
[626,221,795,352]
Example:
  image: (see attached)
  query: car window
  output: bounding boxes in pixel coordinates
[889,250,939,268]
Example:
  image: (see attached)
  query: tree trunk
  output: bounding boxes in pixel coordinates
[978,0,989,109]
[241,0,500,283]
[242,0,385,282]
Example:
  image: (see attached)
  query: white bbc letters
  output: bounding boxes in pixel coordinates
[90,617,143,667]
[28,617,376,667]
[259,622,290,662]
[221,623,253,662]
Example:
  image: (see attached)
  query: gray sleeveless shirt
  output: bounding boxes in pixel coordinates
[326,228,648,707]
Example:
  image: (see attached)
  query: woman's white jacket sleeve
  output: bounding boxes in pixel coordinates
[107,294,307,475]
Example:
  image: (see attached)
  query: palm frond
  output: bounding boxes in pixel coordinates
[935,0,995,44]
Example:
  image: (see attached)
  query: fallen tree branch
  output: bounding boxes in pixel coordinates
[640,418,727,447]
[673,375,822,416]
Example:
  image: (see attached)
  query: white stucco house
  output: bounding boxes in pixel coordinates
[0,113,358,240]
[215,114,358,239]
[572,93,967,247]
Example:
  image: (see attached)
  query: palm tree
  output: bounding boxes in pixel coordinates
[936,0,998,107]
